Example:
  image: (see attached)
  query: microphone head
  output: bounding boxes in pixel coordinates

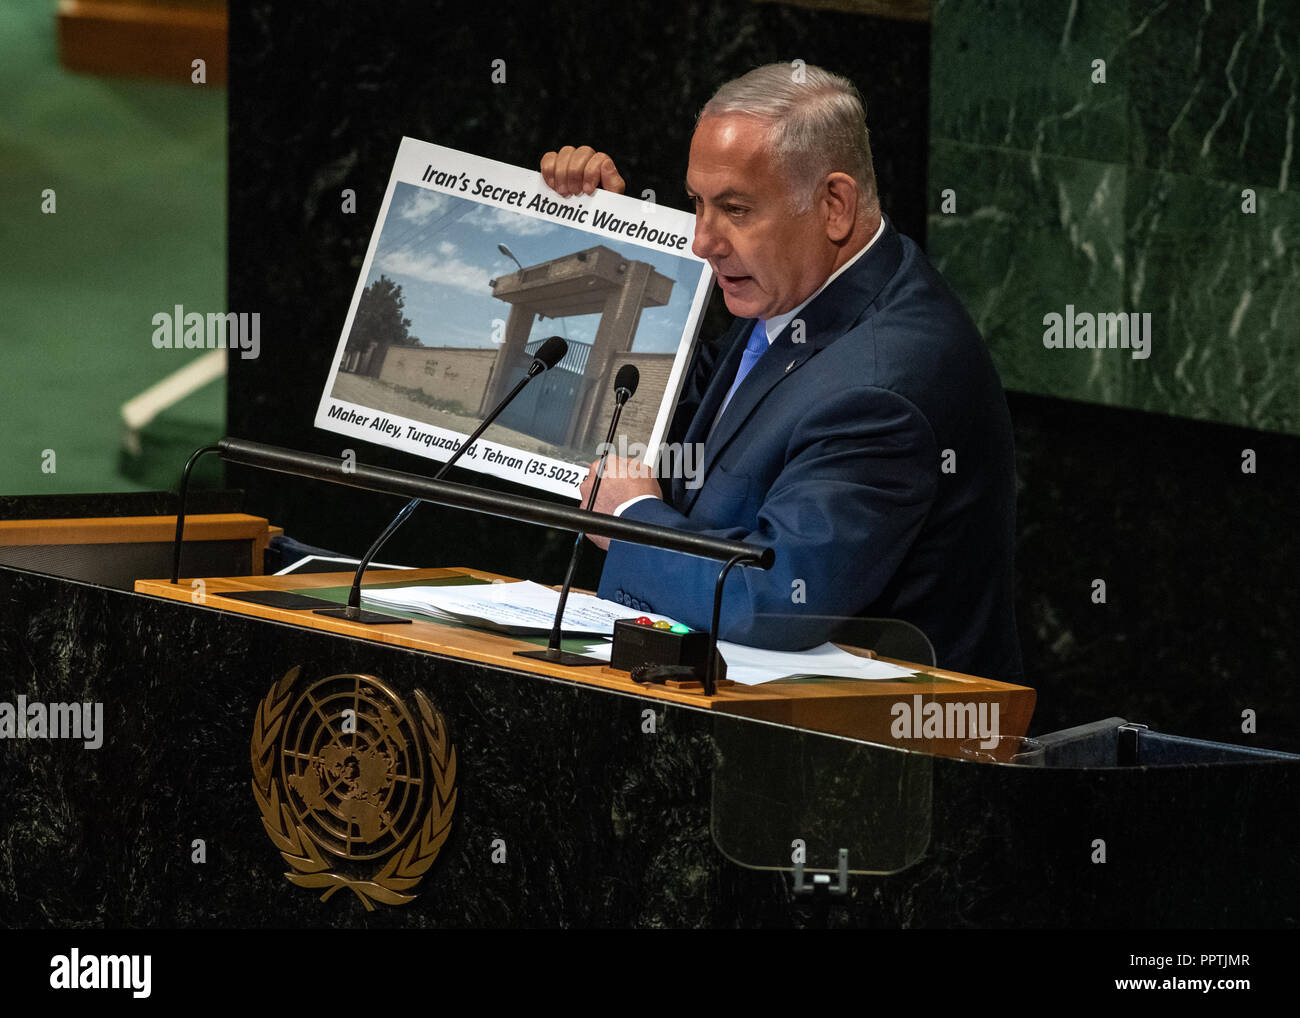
[614,364,640,402]
[531,336,568,372]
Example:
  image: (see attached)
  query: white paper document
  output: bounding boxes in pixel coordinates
[709,641,917,685]
[364,581,917,684]
[274,555,414,576]
[361,580,676,636]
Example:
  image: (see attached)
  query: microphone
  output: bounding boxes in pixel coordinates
[516,364,640,665]
[613,363,638,403]
[316,336,568,623]
[526,335,568,377]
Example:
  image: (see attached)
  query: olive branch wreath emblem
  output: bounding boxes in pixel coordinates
[250,666,457,910]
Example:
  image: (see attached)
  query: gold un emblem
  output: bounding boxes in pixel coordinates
[251,667,457,910]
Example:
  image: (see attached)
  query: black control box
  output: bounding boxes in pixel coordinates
[609,619,727,683]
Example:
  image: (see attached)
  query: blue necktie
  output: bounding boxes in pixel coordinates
[715,319,769,426]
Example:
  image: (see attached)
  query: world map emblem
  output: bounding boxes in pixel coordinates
[251,667,457,909]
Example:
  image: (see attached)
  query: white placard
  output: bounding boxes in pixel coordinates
[315,137,713,497]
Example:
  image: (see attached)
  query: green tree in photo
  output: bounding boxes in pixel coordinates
[348,275,421,353]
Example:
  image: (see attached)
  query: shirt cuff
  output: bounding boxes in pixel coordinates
[613,494,660,517]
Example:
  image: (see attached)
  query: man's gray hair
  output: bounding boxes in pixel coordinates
[699,63,878,215]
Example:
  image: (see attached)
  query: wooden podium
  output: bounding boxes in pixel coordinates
[2,534,1293,927]
[1,512,279,590]
[134,565,1035,753]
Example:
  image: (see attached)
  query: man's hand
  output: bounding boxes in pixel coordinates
[540,146,626,197]
[578,456,661,550]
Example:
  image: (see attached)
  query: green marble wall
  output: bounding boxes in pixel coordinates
[929,0,1299,435]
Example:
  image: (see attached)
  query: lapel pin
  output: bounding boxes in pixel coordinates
[786,360,796,373]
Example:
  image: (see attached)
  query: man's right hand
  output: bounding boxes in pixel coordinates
[540,146,625,197]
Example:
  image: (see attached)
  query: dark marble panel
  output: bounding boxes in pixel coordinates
[930,0,1299,438]
[930,141,1300,434]
[927,2,1298,719]
[931,0,1129,160]
[1128,0,1300,188]
[1010,391,1300,751]
[928,140,1129,404]
[1,567,1298,928]
[1124,169,1300,433]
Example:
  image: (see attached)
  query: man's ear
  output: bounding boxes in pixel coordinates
[821,172,859,243]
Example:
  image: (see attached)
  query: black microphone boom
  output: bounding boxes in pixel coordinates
[317,336,568,623]
[516,364,640,666]
[169,434,773,693]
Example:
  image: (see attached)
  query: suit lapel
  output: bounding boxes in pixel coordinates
[674,317,749,504]
[679,333,814,511]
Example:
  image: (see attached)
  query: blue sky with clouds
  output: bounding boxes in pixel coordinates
[359,182,707,353]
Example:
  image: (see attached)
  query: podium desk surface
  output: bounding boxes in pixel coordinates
[134,567,1035,747]
[0,512,277,546]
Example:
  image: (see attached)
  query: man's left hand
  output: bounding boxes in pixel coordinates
[578,457,662,550]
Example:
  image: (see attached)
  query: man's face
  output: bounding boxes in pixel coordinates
[686,114,834,320]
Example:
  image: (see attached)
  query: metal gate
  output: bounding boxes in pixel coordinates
[495,337,591,447]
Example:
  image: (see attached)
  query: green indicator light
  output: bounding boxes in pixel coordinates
[670,623,691,634]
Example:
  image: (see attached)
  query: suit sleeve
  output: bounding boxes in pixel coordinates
[597,385,939,649]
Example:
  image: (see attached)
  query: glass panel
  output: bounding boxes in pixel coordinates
[711,713,933,876]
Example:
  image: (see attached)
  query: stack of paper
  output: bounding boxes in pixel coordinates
[361,580,676,636]
[363,580,919,685]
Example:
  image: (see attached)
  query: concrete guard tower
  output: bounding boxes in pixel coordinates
[483,245,673,448]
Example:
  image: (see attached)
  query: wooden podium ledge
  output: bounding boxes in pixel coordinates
[135,567,1035,749]
[0,513,273,547]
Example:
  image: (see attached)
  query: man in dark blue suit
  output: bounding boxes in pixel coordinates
[542,64,1021,683]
